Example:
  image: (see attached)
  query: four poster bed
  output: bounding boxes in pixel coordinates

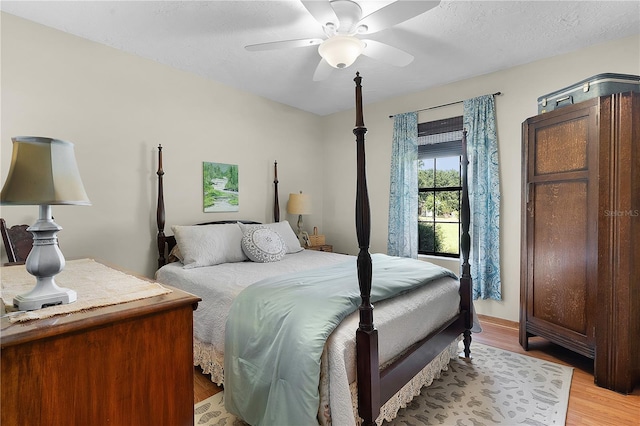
[154,73,473,425]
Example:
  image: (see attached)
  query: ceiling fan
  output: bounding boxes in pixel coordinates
[245,0,441,81]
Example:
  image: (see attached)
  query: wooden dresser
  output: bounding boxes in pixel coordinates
[520,92,639,394]
[1,267,200,425]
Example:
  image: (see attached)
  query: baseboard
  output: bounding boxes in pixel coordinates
[477,314,518,330]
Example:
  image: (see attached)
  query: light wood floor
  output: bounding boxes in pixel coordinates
[193,316,640,425]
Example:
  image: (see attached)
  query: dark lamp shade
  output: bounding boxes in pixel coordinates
[1,136,91,205]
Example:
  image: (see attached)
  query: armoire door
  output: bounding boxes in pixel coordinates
[520,99,599,358]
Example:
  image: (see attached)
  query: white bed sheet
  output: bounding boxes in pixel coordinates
[156,250,353,367]
[156,249,461,425]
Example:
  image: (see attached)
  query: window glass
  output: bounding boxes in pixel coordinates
[418,158,435,188]
[435,157,461,188]
[417,117,463,258]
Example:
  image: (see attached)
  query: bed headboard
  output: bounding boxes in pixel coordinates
[155,146,280,269]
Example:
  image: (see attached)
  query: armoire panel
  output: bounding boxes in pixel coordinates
[534,117,588,175]
[531,181,588,334]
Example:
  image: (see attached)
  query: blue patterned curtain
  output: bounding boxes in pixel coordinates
[463,95,502,300]
[388,112,418,258]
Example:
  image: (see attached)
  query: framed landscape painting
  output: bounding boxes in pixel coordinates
[203,162,239,212]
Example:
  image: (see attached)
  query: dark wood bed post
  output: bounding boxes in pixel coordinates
[460,131,473,357]
[353,72,380,426]
[273,161,280,222]
[157,145,167,269]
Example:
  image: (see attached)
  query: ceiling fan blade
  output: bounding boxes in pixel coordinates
[313,58,334,81]
[245,38,323,51]
[357,1,441,34]
[301,0,339,27]
[361,39,414,67]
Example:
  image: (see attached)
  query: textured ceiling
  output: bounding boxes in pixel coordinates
[1,1,639,115]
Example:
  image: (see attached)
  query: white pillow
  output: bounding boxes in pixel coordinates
[241,227,286,263]
[238,220,303,254]
[172,223,247,269]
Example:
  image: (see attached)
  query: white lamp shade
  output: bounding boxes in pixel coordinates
[1,136,91,205]
[287,192,311,215]
[318,36,365,69]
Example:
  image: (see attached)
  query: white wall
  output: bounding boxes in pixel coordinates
[322,34,640,322]
[0,13,325,278]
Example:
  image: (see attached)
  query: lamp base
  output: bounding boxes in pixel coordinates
[13,280,77,311]
[297,214,304,235]
[14,205,77,311]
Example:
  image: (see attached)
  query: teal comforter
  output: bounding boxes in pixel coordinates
[224,253,457,425]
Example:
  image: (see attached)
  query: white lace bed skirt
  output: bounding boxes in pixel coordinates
[192,336,461,425]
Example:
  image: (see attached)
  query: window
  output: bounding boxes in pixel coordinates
[418,116,463,257]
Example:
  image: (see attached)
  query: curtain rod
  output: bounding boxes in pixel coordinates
[388,91,502,118]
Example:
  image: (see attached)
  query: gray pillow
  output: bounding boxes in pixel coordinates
[241,227,286,263]
[172,223,247,268]
[238,220,303,254]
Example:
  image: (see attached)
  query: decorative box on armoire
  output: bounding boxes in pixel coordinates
[520,91,639,394]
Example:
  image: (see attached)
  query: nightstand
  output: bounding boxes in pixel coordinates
[306,244,333,252]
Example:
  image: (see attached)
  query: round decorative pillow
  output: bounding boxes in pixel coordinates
[241,227,286,263]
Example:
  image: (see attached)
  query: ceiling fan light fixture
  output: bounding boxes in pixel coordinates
[318,35,365,69]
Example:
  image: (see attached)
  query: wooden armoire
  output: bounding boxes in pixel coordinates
[520,91,639,394]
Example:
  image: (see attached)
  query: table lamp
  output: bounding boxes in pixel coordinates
[1,136,91,311]
[286,191,311,237]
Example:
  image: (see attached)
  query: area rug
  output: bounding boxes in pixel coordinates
[194,343,573,426]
